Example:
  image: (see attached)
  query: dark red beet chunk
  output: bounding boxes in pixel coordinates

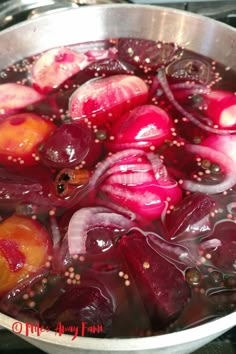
[165,193,215,241]
[41,281,113,337]
[39,122,92,169]
[166,58,212,84]
[118,231,190,329]
[202,221,236,272]
[117,38,180,72]
[84,58,134,76]
[0,166,55,210]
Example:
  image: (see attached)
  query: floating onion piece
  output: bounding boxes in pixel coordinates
[170,82,210,94]
[68,206,134,255]
[226,202,236,215]
[182,144,236,194]
[157,69,236,135]
[89,149,146,188]
[200,238,222,252]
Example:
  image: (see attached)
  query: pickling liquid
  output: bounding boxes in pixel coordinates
[0,38,235,338]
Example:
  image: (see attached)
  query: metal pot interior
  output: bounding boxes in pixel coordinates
[0,4,235,71]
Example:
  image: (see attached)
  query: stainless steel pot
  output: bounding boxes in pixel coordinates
[0,4,235,354]
[0,4,235,70]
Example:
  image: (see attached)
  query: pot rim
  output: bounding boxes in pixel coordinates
[0,309,236,350]
[0,3,235,70]
[0,3,236,36]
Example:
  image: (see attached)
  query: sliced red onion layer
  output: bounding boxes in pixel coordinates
[0,83,44,115]
[147,152,169,180]
[182,144,236,194]
[170,82,210,94]
[85,47,117,61]
[157,69,236,135]
[89,149,146,189]
[69,74,148,126]
[49,215,61,247]
[68,206,134,255]
[99,183,166,220]
[200,238,222,251]
[104,163,152,177]
[31,47,88,93]
[90,149,181,221]
[202,135,236,164]
[204,90,236,129]
[107,171,154,185]
[226,202,236,215]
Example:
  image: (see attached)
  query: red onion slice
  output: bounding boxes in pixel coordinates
[157,69,236,135]
[85,47,118,61]
[0,83,44,115]
[200,238,222,251]
[107,171,153,185]
[182,144,236,194]
[100,183,167,220]
[68,206,134,255]
[31,47,88,92]
[89,149,146,188]
[226,202,236,215]
[170,82,210,94]
[103,163,152,177]
[147,152,169,180]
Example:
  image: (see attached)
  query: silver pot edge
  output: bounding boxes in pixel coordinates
[0,4,235,70]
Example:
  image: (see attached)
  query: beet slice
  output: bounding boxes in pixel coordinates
[201,221,236,272]
[84,58,133,76]
[38,122,92,169]
[118,231,190,328]
[117,38,180,71]
[42,283,113,337]
[165,193,215,241]
[0,165,64,211]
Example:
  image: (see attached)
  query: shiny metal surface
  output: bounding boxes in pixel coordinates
[0,0,128,29]
[0,1,235,29]
[0,4,235,70]
[0,0,78,28]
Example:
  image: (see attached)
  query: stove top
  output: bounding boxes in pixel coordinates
[0,0,235,353]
